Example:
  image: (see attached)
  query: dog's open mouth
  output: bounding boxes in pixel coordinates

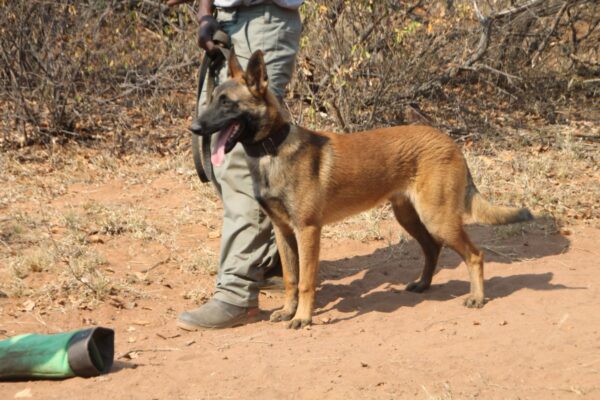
[211,121,242,167]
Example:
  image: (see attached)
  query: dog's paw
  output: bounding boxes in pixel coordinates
[287,318,311,330]
[270,308,294,322]
[405,280,430,293]
[463,296,485,308]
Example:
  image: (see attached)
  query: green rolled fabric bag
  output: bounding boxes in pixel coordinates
[0,327,114,380]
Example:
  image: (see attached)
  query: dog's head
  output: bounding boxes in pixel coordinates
[198,49,285,166]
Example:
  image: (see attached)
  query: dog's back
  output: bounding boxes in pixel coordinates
[302,125,467,225]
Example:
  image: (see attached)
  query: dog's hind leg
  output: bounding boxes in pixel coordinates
[444,228,485,308]
[289,225,321,329]
[390,195,441,293]
[408,166,486,308]
[418,211,485,308]
[270,226,300,322]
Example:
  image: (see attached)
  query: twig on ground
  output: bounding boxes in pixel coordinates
[0,239,12,252]
[117,347,180,359]
[141,255,171,273]
[482,245,517,260]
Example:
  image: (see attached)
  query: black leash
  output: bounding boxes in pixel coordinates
[190,30,231,183]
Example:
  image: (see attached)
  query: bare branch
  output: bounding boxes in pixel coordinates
[530,0,571,67]
[491,0,547,19]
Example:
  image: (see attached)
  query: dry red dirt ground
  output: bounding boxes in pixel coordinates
[1,148,599,399]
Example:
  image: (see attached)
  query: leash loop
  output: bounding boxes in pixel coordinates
[190,29,231,183]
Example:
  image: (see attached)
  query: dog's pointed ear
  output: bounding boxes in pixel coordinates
[227,47,243,79]
[245,50,268,96]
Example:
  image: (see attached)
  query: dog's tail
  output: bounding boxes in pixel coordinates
[464,167,534,225]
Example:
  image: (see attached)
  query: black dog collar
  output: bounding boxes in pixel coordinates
[243,123,291,158]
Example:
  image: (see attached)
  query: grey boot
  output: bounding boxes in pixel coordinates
[177,299,259,330]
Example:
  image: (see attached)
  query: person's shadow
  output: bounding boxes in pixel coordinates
[310,218,578,322]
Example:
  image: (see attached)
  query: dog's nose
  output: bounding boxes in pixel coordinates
[189,117,203,135]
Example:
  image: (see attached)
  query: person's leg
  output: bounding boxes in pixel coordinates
[178,5,301,329]
[210,141,278,308]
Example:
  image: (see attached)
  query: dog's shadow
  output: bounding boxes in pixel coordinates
[313,219,578,322]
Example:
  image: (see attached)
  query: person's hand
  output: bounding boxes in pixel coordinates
[198,15,220,54]
[164,0,193,6]
[163,0,217,53]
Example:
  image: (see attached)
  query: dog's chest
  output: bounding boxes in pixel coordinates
[252,157,293,225]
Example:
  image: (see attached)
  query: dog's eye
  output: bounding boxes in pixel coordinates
[219,95,232,107]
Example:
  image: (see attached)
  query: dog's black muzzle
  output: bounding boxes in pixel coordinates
[190,110,219,137]
[189,118,205,136]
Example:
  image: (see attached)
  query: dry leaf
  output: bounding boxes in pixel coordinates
[22,300,35,312]
[559,227,572,236]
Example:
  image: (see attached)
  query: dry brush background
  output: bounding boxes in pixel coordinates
[1,0,598,145]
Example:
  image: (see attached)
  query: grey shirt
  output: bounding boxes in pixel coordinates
[214,0,303,10]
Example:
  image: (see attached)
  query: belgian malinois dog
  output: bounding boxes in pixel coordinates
[197,49,533,329]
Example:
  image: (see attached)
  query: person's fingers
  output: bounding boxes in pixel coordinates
[199,28,216,50]
[204,40,216,53]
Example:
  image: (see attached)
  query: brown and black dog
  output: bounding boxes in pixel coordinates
[197,49,533,329]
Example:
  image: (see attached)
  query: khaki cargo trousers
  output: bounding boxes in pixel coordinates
[198,4,301,307]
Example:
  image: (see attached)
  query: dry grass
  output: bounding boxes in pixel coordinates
[1,209,131,308]
[80,201,162,240]
[182,285,213,305]
[178,248,218,276]
[0,142,226,314]
[465,124,600,226]
[323,205,395,242]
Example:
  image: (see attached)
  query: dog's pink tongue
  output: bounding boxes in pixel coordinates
[211,124,235,167]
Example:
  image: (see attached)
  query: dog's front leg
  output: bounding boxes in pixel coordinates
[289,225,321,329]
[270,226,299,322]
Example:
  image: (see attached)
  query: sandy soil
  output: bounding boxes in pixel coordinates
[1,164,599,400]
